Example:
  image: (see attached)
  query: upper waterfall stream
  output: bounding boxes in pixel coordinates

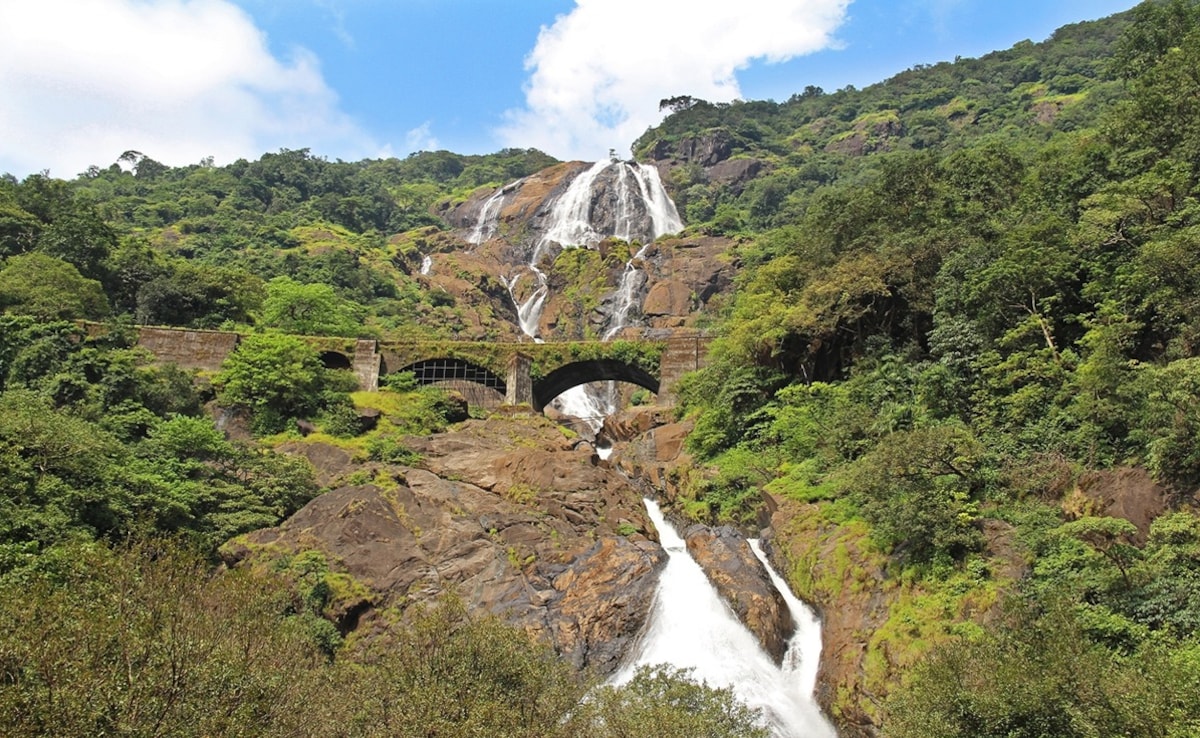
[472,159,682,434]
[614,499,837,738]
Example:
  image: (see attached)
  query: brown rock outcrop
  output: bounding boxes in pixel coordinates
[226,415,666,674]
[605,405,695,501]
[684,524,795,663]
[664,129,736,167]
[638,236,737,329]
[707,158,766,189]
[1068,466,1171,543]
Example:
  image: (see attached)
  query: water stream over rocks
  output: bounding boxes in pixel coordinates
[470,160,683,434]
[615,499,837,738]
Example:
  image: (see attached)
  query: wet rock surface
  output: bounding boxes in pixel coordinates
[683,523,795,663]
[225,415,666,674]
[762,497,891,738]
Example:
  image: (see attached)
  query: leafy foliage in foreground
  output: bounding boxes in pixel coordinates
[0,540,769,738]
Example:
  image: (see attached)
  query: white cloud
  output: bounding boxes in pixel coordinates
[405,122,439,153]
[313,0,355,48]
[0,0,377,178]
[497,0,851,161]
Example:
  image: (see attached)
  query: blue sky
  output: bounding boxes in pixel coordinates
[0,0,1136,179]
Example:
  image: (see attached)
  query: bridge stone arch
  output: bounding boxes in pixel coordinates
[396,357,508,409]
[532,359,659,412]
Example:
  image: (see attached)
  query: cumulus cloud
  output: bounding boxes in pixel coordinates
[0,0,376,178]
[498,0,850,161]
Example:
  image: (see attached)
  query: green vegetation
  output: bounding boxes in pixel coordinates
[654,0,1200,731]
[0,538,769,738]
[0,316,319,579]
[7,1,1200,734]
[0,147,558,338]
[214,332,357,434]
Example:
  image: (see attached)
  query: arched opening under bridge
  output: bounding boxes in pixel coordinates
[394,358,507,410]
[319,351,353,371]
[532,359,659,413]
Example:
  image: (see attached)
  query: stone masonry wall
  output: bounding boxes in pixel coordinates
[136,327,241,373]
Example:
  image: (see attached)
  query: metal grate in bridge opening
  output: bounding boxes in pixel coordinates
[405,359,506,393]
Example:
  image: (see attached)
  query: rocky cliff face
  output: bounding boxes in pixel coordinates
[419,158,733,342]
[646,129,770,192]
[223,414,666,674]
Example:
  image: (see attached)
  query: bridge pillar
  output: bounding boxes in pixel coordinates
[505,353,533,406]
[353,339,381,392]
[657,332,711,406]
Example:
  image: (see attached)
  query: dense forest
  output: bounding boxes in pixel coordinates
[663,0,1200,735]
[4,0,1200,735]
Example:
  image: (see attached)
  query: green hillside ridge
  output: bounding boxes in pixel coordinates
[5,1,1200,736]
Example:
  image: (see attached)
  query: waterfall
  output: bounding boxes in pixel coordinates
[508,160,683,433]
[537,160,682,254]
[468,185,511,245]
[420,254,433,276]
[749,539,825,701]
[614,500,837,738]
[504,273,548,342]
[602,164,681,340]
[602,243,650,340]
[631,162,683,237]
[537,160,610,253]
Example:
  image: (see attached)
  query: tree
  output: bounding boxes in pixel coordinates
[0,540,322,737]
[0,199,42,256]
[0,253,109,319]
[578,665,769,738]
[134,261,264,328]
[847,423,986,562]
[259,276,362,336]
[214,333,339,434]
[659,95,703,113]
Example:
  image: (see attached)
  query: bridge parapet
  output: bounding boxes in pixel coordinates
[379,339,667,386]
[135,326,241,372]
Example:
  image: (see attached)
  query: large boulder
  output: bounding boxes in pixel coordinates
[225,415,666,674]
[684,524,795,663]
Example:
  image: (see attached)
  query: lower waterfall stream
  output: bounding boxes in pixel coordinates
[613,499,837,738]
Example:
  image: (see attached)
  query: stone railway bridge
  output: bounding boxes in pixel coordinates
[131,325,711,410]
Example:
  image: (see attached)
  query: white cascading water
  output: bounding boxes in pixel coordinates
[537,160,611,251]
[483,160,682,433]
[501,161,611,348]
[420,254,432,276]
[504,273,549,341]
[614,500,837,738]
[468,185,512,246]
[603,164,682,341]
[603,243,650,340]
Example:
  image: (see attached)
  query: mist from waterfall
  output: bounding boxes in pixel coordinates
[614,499,837,738]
